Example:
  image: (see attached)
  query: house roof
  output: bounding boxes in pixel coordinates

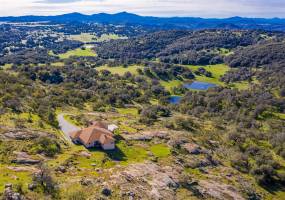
[90,121,108,129]
[70,130,82,139]
[71,124,114,146]
[99,134,115,145]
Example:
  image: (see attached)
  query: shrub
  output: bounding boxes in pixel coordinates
[67,190,87,200]
[231,153,250,173]
[32,164,58,197]
[139,105,171,124]
[30,137,61,157]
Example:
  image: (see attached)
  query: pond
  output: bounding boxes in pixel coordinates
[169,96,182,104]
[184,81,217,90]
[169,81,217,104]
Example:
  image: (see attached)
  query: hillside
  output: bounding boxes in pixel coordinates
[1,12,285,31]
[0,21,284,200]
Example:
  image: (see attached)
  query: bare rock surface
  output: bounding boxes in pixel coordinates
[3,184,24,200]
[78,151,92,158]
[11,152,41,165]
[110,162,181,199]
[198,180,245,200]
[0,128,50,140]
[182,143,203,154]
[7,166,39,173]
[123,130,169,141]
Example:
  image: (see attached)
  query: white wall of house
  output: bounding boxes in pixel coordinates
[108,124,118,132]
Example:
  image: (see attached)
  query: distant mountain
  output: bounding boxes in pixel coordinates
[1,12,285,31]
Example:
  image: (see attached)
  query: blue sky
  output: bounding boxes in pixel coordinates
[0,0,285,18]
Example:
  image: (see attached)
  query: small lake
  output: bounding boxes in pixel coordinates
[169,96,182,104]
[184,81,217,90]
[169,81,217,104]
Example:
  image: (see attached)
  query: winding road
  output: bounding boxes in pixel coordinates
[57,114,80,142]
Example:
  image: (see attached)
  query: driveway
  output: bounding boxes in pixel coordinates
[57,114,80,142]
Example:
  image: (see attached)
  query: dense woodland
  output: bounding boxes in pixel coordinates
[95,30,281,65]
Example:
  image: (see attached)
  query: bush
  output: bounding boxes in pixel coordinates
[67,190,87,200]
[30,137,61,157]
[231,153,250,173]
[139,105,171,124]
[251,164,277,185]
[32,164,58,197]
[165,117,197,131]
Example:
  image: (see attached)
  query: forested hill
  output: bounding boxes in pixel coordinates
[1,12,285,31]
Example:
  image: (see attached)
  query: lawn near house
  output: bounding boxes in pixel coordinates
[54,111,172,170]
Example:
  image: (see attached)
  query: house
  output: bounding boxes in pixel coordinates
[70,121,116,150]
[90,121,119,132]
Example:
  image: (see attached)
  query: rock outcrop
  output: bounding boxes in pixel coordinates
[110,162,181,199]
[2,184,24,200]
[11,152,41,165]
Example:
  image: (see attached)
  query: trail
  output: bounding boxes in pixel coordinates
[57,114,80,142]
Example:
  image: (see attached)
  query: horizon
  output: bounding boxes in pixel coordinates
[0,0,285,18]
[1,11,285,20]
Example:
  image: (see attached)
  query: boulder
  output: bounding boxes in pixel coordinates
[3,184,23,200]
[167,137,188,148]
[28,183,37,191]
[198,180,245,200]
[80,178,93,186]
[1,129,49,141]
[12,152,41,165]
[110,162,180,199]
[182,143,202,154]
[123,131,169,141]
[56,166,67,173]
[79,151,91,158]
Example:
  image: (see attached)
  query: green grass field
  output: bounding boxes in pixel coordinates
[150,144,171,158]
[160,64,230,92]
[69,33,96,43]
[160,64,253,92]
[95,34,127,42]
[160,80,184,92]
[117,108,139,116]
[69,33,127,43]
[96,65,142,75]
[0,64,12,70]
[188,64,230,86]
[51,62,65,67]
[0,112,55,131]
[58,48,97,59]
[0,165,32,192]
[188,64,252,90]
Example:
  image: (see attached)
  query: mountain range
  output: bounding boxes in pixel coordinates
[1,12,285,31]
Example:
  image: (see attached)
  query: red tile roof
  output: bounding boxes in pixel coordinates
[70,122,115,147]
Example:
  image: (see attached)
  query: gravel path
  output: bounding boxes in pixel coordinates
[57,114,80,141]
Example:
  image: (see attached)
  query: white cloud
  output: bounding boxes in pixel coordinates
[0,0,284,18]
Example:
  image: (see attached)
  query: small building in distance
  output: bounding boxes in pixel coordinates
[70,121,116,150]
